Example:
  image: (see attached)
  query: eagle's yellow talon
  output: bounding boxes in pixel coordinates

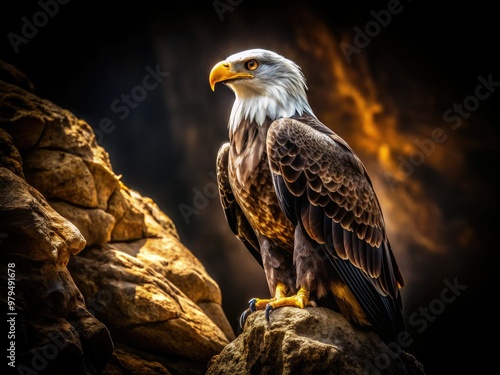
[263,286,312,322]
[249,298,271,312]
[242,282,312,326]
[267,286,311,310]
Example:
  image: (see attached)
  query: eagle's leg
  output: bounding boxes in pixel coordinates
[239,281,288,329]
[264,286,316,321]
[249,281,288,311]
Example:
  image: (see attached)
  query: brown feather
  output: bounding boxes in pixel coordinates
[333,222,347,259]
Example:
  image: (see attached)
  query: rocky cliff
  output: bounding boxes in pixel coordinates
[0,61,233,375]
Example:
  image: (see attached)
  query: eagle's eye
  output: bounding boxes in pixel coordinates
[245,59,259,71]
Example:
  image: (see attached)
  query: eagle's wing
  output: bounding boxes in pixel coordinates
[216,143,262,267]
[266,117,404,335]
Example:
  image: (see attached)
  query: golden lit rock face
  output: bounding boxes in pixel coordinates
[0,144,87,265]
[68,244,230,362]
[0,62,233,373]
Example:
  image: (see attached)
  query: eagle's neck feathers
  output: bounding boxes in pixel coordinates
[228,83,314,134]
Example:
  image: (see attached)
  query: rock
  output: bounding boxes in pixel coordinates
[0,80,62,150]
[105,343,172,374]
[207,307,425,375]
[0,60,35,92]
[24,148,100,208]
[107,187,181,243]
[198,301,236,345]
[0,60,234,374]
[0,165,86,265]
[112,237,223,305]
[68,245,230,363]
[104,342,212,375]
[1,114,112,375]
[0,258,114,375]
[109,188,148,242]
[85,159,121,210]
[0,127,24,178]
[50,201,116,246]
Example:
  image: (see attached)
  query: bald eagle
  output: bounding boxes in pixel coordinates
[209,49,405,342]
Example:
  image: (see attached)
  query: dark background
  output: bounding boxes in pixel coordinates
[1,1,499,373]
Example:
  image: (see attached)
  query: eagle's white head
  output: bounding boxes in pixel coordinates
[209,49,315,133]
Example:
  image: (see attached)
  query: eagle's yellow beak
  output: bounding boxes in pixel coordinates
[209,60,254,91]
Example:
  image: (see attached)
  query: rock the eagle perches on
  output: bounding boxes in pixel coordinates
[209,49,405,343]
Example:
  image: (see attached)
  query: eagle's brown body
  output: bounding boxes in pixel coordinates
[229,118,294,250]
